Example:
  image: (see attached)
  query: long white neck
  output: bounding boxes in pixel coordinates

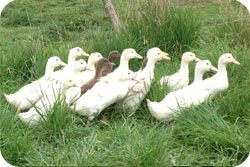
[180,60,189,70]
[45,64,55,77]
[207,60,228,94]
[194,68,204,83]
[216,60,228,85]
[87,60,96,70]
[68,55,76,64]
[218,60,227,74]
[140,56,157,80]
[119,56,129,70]
[179,60,189,79]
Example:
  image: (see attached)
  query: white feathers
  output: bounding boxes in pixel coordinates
[72,69,136,120]
[160,52,200,90]
[18,79,82,126]
[4,56,66,111]
[118,47,170,113]
[4,47,239,125]
[147,54,239,121]
[77,52,103,84]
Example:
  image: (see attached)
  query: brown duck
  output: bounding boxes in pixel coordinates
[81,58,115,95]
[101,51,121,77]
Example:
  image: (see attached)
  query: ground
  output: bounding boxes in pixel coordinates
[0,0,249,166]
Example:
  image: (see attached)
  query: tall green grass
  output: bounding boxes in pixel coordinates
[90,0,201,70]
[1,0,38,26]
[125,0,201,54]
[215,1,250,46]
[144,38,250,166]
[90,31,146,71]
[0,0,249,166]
[191,38,250,122]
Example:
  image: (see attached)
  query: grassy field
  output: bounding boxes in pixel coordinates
[0,0,249,166]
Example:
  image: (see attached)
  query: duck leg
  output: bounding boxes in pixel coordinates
[15,107,22,115]
[86,120,91,126]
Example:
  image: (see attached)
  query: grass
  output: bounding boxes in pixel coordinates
[0,0,250,166]
[124,0,201,54]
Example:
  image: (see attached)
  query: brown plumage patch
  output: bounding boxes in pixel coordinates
[101,50,121,76]
[81,58,115,95]
[108,50,121,62]
[140,58,148,70]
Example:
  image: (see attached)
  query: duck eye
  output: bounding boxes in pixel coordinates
[206,63,209,65]
[56,59,58,61]
[98,55,100,57]
[228,56,231,58]
[128,72,131,75]
[81,62,83,64]
[157,53,160,55]
[69,80,72,82]
[77,49,80,52]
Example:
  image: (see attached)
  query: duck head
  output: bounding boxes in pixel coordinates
[108,51,121,62]
[219,53,240,65]
[147,47,170,61]
[62,79,82,91]
[97,58,115,68]
[121,48,143,60]
[87,52,103,68]
[196,60,218,73]
[48,56,67,68]
[182,52,200,63]
[95,58,115,77]
[73,59,88,72]
[118,69,137,82]
[69,47,89,60]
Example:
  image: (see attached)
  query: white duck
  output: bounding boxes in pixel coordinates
[200,53,240,99]
[64,85,81,105]
[77,52,103,84]
[17,79,82,126]
[4,56,66,114]
[160,52,200,90]
[147,60,218,121]
[101,48,142,81]
[115,48,143,71]
[67,47,89,64]
[71,69,137,125]
[52,47,89,81]
[118,47,170,113]
[51,59,88,105]
[53,59,88,83]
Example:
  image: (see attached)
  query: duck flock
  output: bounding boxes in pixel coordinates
[4,47,240,126]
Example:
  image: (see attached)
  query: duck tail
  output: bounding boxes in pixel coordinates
[147,99,156,114]
[4,93,15,104]
[147,99,163,120]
